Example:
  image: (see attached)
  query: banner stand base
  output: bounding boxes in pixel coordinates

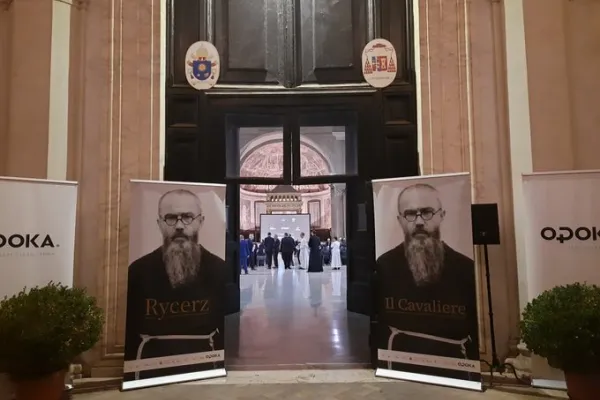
[121,368,227,391]
[531,378,567,391]
[375,368,482,392]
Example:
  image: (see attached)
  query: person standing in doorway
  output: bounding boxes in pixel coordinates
[239,234,249,275]
[308,231,323,273]
[330,236,342,270]
[299,232,309,270]
[273,234,281,268]
[246,234,255,271]
[322,238,332,266]
[264,232,274,269]
[280,233,295,270]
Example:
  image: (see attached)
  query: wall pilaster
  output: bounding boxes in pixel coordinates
[2,0,53,178]
[0,1,11,175]
[0,0,73,180]
[68,0,161,377]
[418,0,520,360]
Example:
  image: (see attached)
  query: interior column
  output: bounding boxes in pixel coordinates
[330,184,345,239]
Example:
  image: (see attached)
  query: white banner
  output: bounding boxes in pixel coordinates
[372,173,481,392]
[0,177,78,298]
[122,180,227,390]
[522,170,600,389]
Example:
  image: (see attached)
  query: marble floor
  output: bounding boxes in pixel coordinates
[77,373,567,400]
[224,263,371,369]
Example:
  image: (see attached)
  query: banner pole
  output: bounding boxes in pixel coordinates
[483,243,500,367]
[479,241,525,387]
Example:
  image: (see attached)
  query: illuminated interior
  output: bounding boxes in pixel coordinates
[239,140,332,231]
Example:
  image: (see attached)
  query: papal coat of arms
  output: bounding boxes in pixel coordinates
[185,41,221,90]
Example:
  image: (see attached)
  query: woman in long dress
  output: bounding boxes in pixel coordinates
[299,232,310,270]
[330,237,342,270]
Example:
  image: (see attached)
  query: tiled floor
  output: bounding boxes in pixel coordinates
[225,264,371,369]
[77,379,567,400]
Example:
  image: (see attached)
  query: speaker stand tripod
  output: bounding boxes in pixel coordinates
[478,242,525,388]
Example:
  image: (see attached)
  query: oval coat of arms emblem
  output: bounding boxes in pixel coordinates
[362,38,398,88]
[185,41,221,91]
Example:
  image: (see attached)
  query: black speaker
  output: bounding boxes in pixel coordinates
[471,203,500,245]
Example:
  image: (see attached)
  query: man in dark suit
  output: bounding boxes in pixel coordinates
[375,183,480,382]
[273,234,281,268]
[246,234,255,271]
[264,232,274,269]
[280,233,296,270]
[123,189,225,383]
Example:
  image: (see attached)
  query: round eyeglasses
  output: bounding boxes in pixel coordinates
[162,213,201,226]
[401,208,441,222]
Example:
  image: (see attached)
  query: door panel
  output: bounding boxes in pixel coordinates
[214,0,286,85]
[224,113,287,180]
[296,0,369,84]
[164,129,200,181]
[345,180,375,317]
[293,111,359,182]
[220,110,290,315]
[225,184,241,314]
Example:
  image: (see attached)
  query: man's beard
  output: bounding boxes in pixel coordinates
[162,234,201,288]
[404,229,445,286]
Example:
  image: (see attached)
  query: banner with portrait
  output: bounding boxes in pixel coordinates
[522,170,600,390]
[122,180,227,390]
[372,173,481,391]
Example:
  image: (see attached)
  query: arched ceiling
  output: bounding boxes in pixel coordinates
[240,141,330,193]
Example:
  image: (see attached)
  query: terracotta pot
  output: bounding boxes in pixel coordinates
[565,371,600,400]
[13,371,66,400]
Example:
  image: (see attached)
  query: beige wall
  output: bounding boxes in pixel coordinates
[2,0,599,379]
[524,0,600,172]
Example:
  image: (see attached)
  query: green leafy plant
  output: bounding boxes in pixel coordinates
[0,282,104,381]
[520,282,600,373]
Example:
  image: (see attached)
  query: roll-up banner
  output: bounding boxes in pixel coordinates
[522,170,600,390]
[0,176,78,297]
[0,176,78,400]
[122,180,227,390]
[372,173,482,391]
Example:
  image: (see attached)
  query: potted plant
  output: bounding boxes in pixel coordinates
[0,283,103,400]
[521,282,600,400]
